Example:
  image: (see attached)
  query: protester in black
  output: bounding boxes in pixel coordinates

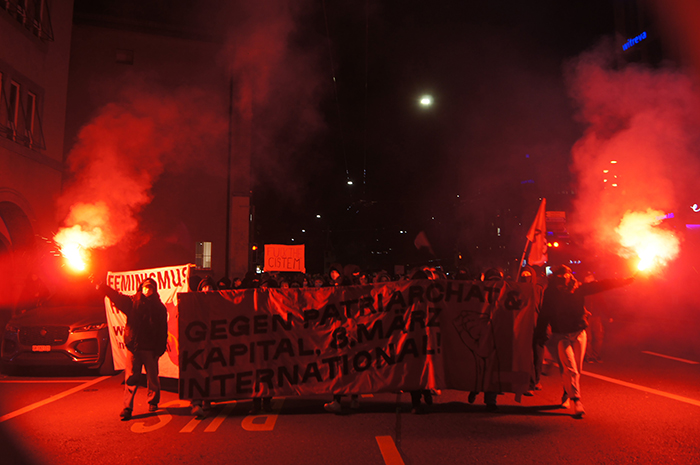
[535,265,633,418]
[99,278,168,420]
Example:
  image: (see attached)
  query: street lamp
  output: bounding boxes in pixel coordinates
[419,94,434,107]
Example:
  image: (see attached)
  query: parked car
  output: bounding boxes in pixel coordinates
[1,283,114,375]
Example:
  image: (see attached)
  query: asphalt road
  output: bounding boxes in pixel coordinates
[1,325,699,465]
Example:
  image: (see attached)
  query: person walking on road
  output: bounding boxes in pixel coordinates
[98,278,168,420]
[535,265,633,418]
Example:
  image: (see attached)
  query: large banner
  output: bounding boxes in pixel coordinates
[264,244,305,273]
[178,279,537,400]
[105,264,191,379]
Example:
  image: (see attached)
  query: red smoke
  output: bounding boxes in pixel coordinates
[217,0,326,199]
[57,0,325,270]
[57,85,227,261]
[566,46,700,261]
[565,44,700,348]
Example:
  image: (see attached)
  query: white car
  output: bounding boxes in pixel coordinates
[1,285,114,375]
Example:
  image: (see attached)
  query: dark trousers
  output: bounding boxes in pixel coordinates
[123,349,160,410]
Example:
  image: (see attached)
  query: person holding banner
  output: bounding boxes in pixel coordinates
[519,265,546,396]
[99,278,168,420]
[324,264,360,413]
[536,265,634,418]
[190,277,217,417]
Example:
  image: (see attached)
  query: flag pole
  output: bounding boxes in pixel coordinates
[518,238,530,271]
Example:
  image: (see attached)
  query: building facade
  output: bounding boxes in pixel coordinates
[0,0,74,314]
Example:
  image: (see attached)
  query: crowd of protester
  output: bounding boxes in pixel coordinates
[190,263,487,293]
[182,261,633,419]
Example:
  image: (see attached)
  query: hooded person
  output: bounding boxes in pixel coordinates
[240,271,260,289]
[98,278,168,420]
[329,263,350,286]
[373,270,391,283]
[216,276,231,290]
[343,264,362,285]
[323,263,359,413]
[190,277,218,415]
[197,276,217,292]
[535,264,634,418]
[519,265,546,395]
[466,267,504,411]
[408,267,433,414]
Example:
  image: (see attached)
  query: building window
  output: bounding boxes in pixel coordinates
[25,90,35,145]
[195,242,212,269]
[8,81,20,140]
[0,66,46,150]
[1,0,53,41]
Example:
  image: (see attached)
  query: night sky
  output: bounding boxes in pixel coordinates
[70,0,625,273]
[250,1,617,271]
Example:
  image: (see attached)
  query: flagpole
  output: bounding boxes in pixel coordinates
[518,238,530,271]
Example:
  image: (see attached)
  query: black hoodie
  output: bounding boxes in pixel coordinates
[101,278,168,355]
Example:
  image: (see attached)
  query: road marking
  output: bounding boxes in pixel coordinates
[132,399,190,433]
[180,414,204,433]
[0,376,110,423]
[241,398,285,431]
[583,371,700,407]
[181,402,238,433]
[641,351,699,364]
[376,436,405,465]
[204,402,237,432]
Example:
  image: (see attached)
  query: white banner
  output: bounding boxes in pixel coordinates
[104,264,191,379]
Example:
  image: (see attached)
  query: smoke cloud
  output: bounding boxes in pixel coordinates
[57,0,326,268]
[217,0,326,201]
[57,84,228,252]
[565,43,700,348]
[566,44,700,257]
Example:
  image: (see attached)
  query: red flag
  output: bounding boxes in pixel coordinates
[525,198,548,266]
[414,231,435,255]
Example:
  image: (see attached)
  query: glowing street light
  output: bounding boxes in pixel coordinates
[419,95,433,107]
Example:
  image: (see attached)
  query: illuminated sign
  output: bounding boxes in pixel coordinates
[623,32,647,51]
[692,204,700,212]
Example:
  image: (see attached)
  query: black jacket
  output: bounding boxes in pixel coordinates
[102,278,168,355]
[536,277,632,337]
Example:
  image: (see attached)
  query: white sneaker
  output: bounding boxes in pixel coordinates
[350,397,360,410]
[561,391,570,409]
[574,400,585,417]
[324,400,342,413]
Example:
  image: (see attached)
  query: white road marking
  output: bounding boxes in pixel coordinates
[180,415,204,433]
[641,351,699,365]
[583,371,700,407]
[204,402,237,432]
[132,400,190,433]
[241,398,286,431]
[376,436,405,465]
[0,376,110,423]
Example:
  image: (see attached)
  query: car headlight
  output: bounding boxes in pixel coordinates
[72,323,108,332]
